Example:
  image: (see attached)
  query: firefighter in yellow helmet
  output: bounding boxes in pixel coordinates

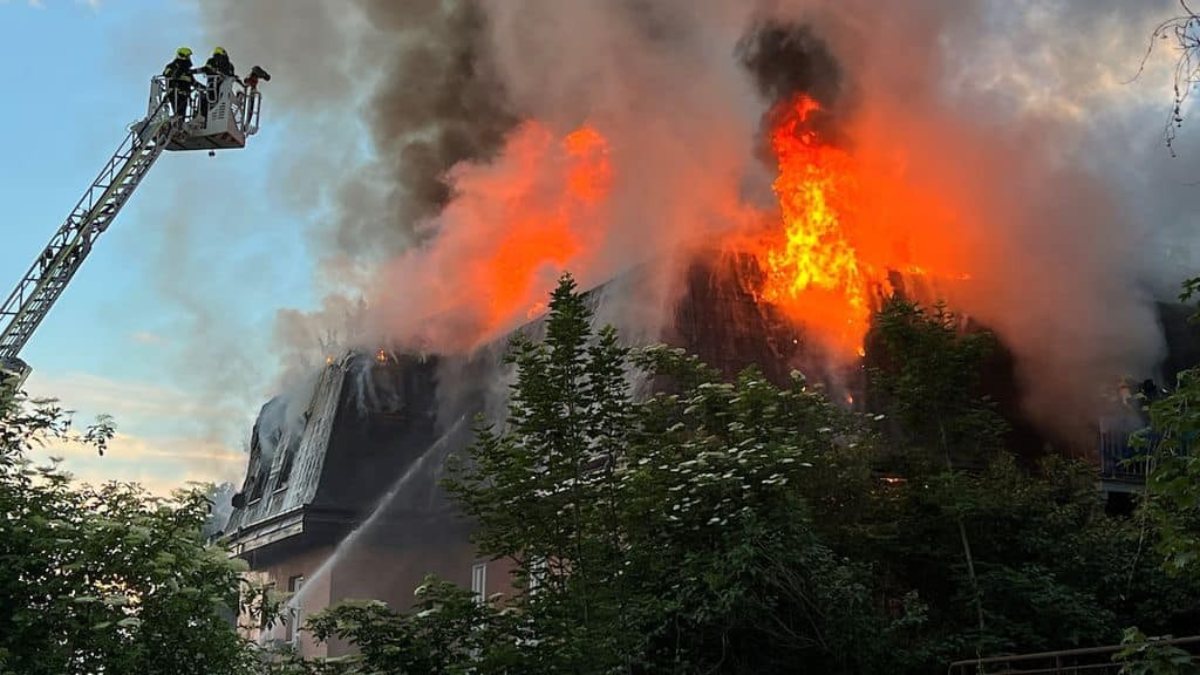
[204,47,237,80]
[198,46,239,120]
[162,47,196,119]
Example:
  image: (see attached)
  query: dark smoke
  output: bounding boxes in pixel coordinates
[737,22,843,109]
[737,21,850,158]
[348,0,516,257]
[196,0,515,261]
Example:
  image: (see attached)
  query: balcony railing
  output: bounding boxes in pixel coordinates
[1098,428,1152,483]
[948,636,1200,674]
[1096,407,1157,485]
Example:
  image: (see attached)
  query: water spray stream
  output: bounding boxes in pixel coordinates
[285,414,470,615]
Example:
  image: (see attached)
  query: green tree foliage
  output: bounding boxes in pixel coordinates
[1113,627,1200,675]
[304,577,527,674]
[0,390,266,674]
[1138,276,1200,576]
[870,300,1200,660]
[300,277,1199,673]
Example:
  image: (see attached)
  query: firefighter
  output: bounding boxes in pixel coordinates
[199,47,238,119]
[204,46,237,80]
[162,47,196,119]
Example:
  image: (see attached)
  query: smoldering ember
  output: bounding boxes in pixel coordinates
[6,1,1200,674]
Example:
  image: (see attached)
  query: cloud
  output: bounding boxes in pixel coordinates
[30,431,245,497]
[21,370,257,494]
[130,331,168,347]
[24,371,231,427]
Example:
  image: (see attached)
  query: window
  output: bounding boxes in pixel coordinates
[285,575,304,645]
[248,467,268,503]
[528,557,547,595]
[274,435,299,490]
[471,563,487,603]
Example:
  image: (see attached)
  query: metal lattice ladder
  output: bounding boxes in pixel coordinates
[0,101,176,364]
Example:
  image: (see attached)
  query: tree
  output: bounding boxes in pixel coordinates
[1114,628,1200,675]
[1141,276,1200,575]
[302,278,1200,673]
[858,298,1199,662]
[865,299,1005,656]
[1132,1,1200,153]
[0,389,268,674]
[306,275,894,673]
[304,577,527,674]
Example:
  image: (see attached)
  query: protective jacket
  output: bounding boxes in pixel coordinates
[203,53,236,78]
[163,57,195,85]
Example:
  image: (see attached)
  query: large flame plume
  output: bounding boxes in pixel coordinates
[758,96,874,355]
[751,95,972,357]
[385,91,975,360]
[372,120,613,352]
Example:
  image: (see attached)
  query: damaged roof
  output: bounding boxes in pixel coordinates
[223,351,462,555]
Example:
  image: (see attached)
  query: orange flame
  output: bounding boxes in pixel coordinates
[749,95,969,357]
[389,95,972,358]
[390,120,613,350]
[473,123,611,337]
[759,97,873,355]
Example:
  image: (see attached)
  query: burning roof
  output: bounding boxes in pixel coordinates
[225,244,1200,560]
[225,250,853,553]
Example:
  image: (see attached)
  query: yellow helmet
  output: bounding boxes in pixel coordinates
[176,47,192,58]
[213,46,227,56]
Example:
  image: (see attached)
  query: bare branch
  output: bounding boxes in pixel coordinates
[1128,1,1200,155]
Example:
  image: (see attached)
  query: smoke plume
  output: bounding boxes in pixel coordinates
[196,0,516,256]
[198,0,1196,436]
[784,0,1178,433]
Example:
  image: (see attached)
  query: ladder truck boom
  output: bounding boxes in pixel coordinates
[0,102,174,384]
[0,70,269,389]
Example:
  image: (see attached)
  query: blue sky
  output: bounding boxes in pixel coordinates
[1,0,315,492]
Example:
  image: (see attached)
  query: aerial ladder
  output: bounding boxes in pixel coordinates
[0,67,271,391]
